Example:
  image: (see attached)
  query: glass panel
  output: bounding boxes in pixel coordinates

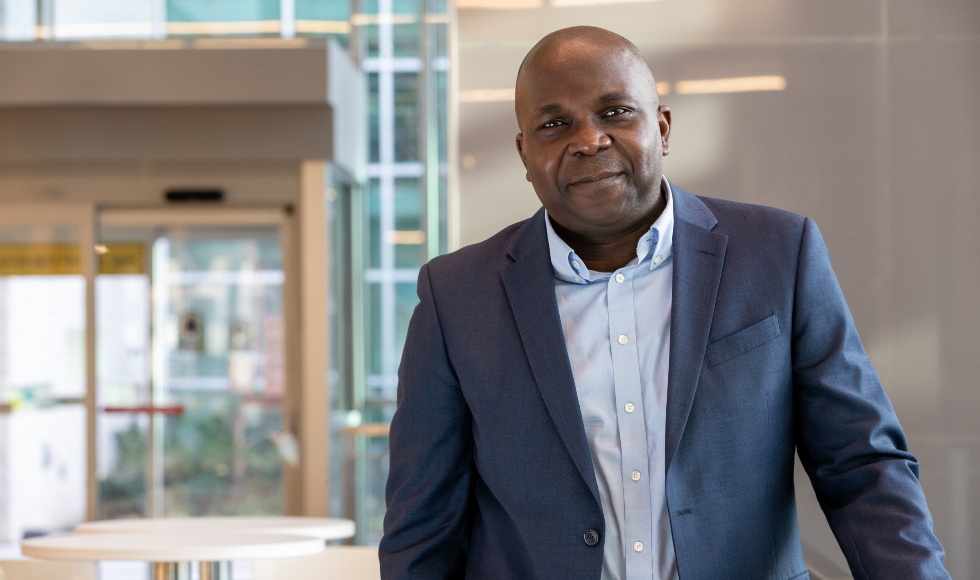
[296,0,349,21]
[97,223,285,518]
[96,270,150,519]
[367,178,382,269]
[52,0,158,40]
[437,70,448,164]
[394,178,424,268]
[364,24,380,58]
[331,0,451,547]
[392,23,420,57]
[367,282,382,377]
[167,0,280,23]
[392,0,421,58]
[368,73,381,163]
[394,73,420,162]
[0,224,86,541]
[393,282,418,377]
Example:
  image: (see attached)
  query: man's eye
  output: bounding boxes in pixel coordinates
[542,119,565,129]
[603,107,628,117]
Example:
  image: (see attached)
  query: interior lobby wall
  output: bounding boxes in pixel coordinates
[456,1,979,577]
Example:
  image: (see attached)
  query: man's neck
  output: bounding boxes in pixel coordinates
[552,187,667,273]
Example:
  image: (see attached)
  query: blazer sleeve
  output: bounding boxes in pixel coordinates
[791,217,950,580]
[379,263,475,580]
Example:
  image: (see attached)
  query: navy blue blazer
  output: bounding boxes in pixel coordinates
[380,183,949,580]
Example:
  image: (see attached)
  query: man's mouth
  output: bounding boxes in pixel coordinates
[568,171,623,186]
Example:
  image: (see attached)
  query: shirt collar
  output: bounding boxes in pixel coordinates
[545,178,675,284]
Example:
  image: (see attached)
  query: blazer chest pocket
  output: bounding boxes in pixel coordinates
[705,314,780,367]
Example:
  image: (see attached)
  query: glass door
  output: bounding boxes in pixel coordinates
[0,204,94,542]
[96,208,293,518]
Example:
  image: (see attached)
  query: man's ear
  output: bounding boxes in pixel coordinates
[515,133,531,182]
[658,106,672,156]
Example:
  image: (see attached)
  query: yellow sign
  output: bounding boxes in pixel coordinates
[98,244,145,275]
[0,244,80,276]
[0,244,145,276]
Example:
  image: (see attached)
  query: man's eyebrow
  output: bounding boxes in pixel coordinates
[534,103,564,117]
[599,91,633,103]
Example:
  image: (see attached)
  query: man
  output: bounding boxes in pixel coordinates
[380,26,949,580]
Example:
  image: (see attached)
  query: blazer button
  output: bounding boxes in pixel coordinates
[583,529,600,546]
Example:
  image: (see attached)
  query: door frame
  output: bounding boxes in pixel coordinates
[98,205,302,517]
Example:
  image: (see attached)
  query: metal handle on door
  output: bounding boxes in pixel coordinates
[102,405,185,416]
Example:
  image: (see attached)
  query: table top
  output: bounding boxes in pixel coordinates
[21,531,325,562]
[75,517,355,540]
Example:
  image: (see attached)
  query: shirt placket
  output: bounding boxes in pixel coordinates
[606,265,653,580]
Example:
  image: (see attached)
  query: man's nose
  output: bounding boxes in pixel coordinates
[566,120,611,156]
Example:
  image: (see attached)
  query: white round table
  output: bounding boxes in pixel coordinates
[21,532,324,580]
[75,516,356,541]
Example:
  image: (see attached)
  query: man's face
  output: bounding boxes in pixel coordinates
[515,42,670,240]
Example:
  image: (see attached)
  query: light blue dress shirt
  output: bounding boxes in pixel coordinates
[546,179,678,580]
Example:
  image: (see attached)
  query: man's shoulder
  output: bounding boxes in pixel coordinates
[694,194,806,236]
[424,214,534,280]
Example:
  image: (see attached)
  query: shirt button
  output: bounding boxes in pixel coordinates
[654,256,662,265]
[633,541,644,552]
[624,402,635,413]
[615,273,625,283]
[583,529,600,546]
[630,471,641,481]
[571,260,580,269]
[573,276,581,283]
[617,335,628,345]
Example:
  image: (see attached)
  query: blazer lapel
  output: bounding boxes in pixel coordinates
[666,184,728,472]
[500,210,601,505]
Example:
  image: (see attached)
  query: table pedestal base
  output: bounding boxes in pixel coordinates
[151,562,191,580]
[200,561,231,580]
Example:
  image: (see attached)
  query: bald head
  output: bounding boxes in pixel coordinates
[515,27,658,130]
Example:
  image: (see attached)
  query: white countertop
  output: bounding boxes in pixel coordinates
[74,517,355,541]
[21,532,324,562]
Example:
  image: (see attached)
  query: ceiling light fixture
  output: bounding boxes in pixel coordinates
[674,75,786,95]
[459,88,516,102]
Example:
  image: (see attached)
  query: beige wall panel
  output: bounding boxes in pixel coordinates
[0,44,330,106]
[0,161,300,206]
[0,106,332,163]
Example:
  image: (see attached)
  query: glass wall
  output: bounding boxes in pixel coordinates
[332,0,450,546]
